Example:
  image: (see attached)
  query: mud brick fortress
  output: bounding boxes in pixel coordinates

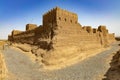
[8,7,115,52]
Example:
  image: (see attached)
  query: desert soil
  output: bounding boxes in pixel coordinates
[2,41,120,80]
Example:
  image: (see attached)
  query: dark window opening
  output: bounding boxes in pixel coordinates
[70,20,72,23]
[59,17,61,20]
[65,18,67,21]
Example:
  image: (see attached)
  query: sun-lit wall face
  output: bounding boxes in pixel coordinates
[56,7,78,26]
[43,7,78,28]
[0,0,120,39]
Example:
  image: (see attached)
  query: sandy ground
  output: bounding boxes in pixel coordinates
[12,43,110,70]
[12,46,37,63]
[103,47,120,80]
[1,41,120,80]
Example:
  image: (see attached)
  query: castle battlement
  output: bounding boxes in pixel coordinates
[12,30,23,36]
[43,7,78,27]
[8,7,116,67]
[26,24,37,31]
[8,7,115,49]
[43,7,77,18]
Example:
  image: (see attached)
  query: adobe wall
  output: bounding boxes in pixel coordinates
[8,7,115,51]
[43,7,78,28]
[10,24,36,44]
[97,25,109,46]
[52,25,102,51]
[9,24,53,49]
[82,26,93,33]
[8,7,116,66]
[12,30,23,36]
[8,35,12,41]
[56,7,78,27]
[26,24,37,31]
[42,24,115,66]
[43,8,56,27]
[108,33,115,43]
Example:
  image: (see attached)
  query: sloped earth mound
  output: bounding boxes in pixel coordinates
[12,43,109,70]
[103,48,120,80]
[1,41,120,80]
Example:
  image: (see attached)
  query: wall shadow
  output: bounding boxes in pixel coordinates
[103,49,120,80]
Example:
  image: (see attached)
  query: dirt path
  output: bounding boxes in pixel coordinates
[2,42,120,80]
[44,42,120,80]
[2,47,44,80]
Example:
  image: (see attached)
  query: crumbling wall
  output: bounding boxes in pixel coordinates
[56,7,78,27]
[97,25,109,46]
[34,25,52,50]
[11,26,36,44]
[8,7,115,49]
[43,7,78,28]
[26,24,37,31]
[93,28,97,33]
[9,24,53,49]
[13,30,35,44]
[12,30,23,36]
[8,7,116,66]
[8,35,12,41]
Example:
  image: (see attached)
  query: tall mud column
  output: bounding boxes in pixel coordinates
[98,25,109,47]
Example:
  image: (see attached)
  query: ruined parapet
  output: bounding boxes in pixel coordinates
[26,24,37,31]
[98,25,108,33]
[108,33,115,43]
[93,28,97,33]
[8,7,116,50]
[8,7,117,68]
[43,7,78,27]
[82,27,86,30]
[56,7,78,26]
[86,26,93,33]
[98,25,109,46]
[9,24,37,44]
[12,30,23,36]
[82,26,93,33]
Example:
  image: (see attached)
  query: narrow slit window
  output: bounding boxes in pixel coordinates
[59,17,61,20]
[65,18,67,21]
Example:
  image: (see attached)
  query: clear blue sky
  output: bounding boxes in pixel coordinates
[0,0,120,39]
